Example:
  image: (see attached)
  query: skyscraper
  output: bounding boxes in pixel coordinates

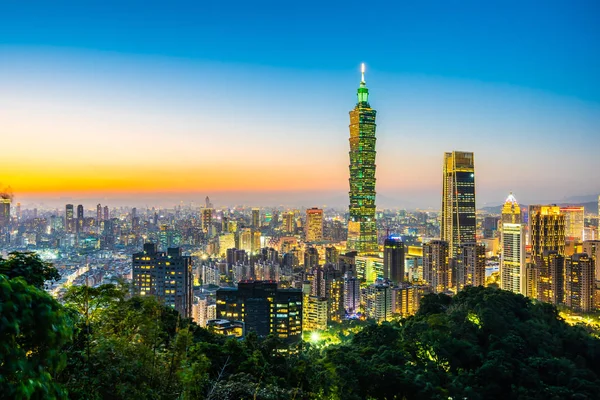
[347,64,378,253]
[103,205,109,221]
[560,206,585,241]
[305,207,323,242]
[0,197,10,229]
[565,253,595,312]
[132,243,193,318]
[423,240,450,293]
[529,205,565,258]
[252,208,260,229]
[500,193,526,294]
[441,151,476,259]
[455,242,486,291]
[96,203,102,223]
[383,238,405,283]
[65,204,74,233]
[282,211,294,234]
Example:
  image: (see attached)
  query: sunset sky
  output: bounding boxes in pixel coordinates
[1,1,599,209]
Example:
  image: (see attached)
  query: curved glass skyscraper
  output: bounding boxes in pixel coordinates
[347,64,378,253]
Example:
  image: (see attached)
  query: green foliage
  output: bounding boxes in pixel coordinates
[3,252,600,399]
[0,252,61,288]
[0,275,72,399]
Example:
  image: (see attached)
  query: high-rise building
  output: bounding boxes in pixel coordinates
[252,208,260,229]
[456,243,486,291]
[423,240,450,293]
[565,253,595,312]
[282,212,294,233]
[0,197,10,228]
[303,295,328,332]
[344,274,360,314]
[304,247,319,269]
[347,64,378,253]
[96,203,102,224]
[383,238,405,283]
[441,151,476,258]
[216,281,302,343]
[500,193,526,294]
[536,250,565,305]
[355,255,384,283]
[103,205,109,221]
[305,208,324,242]
[364,281,392,322]
[529,205,566,258]
[132,243,193,318]
[201,208,213,234]
[560,206,585,241]
[582,240,600,281]
[65,204,74,233]
[325,246,339,264]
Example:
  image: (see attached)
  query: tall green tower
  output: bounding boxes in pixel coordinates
[347,64,378,253]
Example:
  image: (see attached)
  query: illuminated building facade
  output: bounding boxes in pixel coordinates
[582,240,600,281]
[201,208,213,234]
[456,242,486,291]
[65,204,74,233]
[282,212,294,233]
[536,250,565,305]
[500,193,526,294]
[383,238,405,283]
[560,206,585,240]
[343,275,360,314]
[132,243,193,318]
[0,198,10,228]
[364,281,392,322]
[303,296,328,332]
[355,255,384,283]
[347,64,378,253]
[441,151,476,258]
[216,281,303,343]
[305,207,323,242]
[529,205,565,258]
[423,240,450,293]
[252,208,260,228]
[565,253,595,312]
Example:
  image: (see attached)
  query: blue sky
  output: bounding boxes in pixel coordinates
[1,1,599,208]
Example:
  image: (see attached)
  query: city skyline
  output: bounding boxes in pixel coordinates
[1,2,599,209]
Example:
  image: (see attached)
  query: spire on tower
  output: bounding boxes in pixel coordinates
[361,63,365,83]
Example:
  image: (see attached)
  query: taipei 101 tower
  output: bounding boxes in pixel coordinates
[347,64,378,253]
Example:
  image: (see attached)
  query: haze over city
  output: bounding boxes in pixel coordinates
[2,1,599,209]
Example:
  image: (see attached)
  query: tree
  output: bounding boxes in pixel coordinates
[0,252,60,289]
[0,275,73,399]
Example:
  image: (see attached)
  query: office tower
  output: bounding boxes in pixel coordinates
[305,208,324,242]
[565,253,594,312]
[103,205,109,221]
[500,193,526,294]
[364,281,392,322]
[304,247,319,269]
[216,281,302,343]
[65,204,74,233]
[303,295,328,332]
[15,202,21,221]
[456,243,485,291]
[205,196,212,209]
[132,243,193,318]
[441,151,476,258]
[582,241,600,281]
[355,255,384,283]
[483,216,500,239]
[423,240,450,293]
[344,274,361,314]
[383,238,405,283]
[77,204,84,220]
[529,205,565,258]
[252,208,260,229]
[536,250,565,305]
[347,64,378,253]
[282,212,294,233]
[0,197,10,228]
[201,208,213,234]
[239,228,253,253]
[311,265,344,323]
[560,206,585,241]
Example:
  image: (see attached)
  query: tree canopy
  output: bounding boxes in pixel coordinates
[2,252,600,399]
